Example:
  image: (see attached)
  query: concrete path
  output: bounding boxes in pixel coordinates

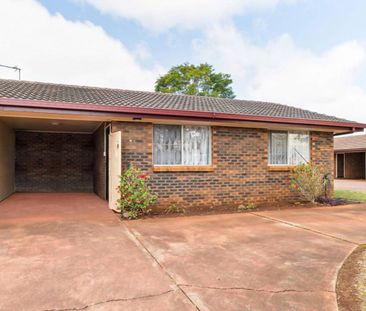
[335,179,366,192]
[1,193,366,310]
[128,205,366,311]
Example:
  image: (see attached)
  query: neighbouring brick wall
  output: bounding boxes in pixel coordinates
[16,131,94,192]
[113,122,334,209]
[93,124,106,199]
[345,152,365,179]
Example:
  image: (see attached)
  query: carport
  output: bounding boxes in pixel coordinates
[0,116,121,209]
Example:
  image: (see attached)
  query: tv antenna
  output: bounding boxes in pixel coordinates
[0,64,22,80]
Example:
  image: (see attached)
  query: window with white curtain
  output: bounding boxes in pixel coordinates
[153,125,211,165]
[269,131,310,165]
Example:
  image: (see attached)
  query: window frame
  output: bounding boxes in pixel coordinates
[152,124,212,167]
[268,130,310,166]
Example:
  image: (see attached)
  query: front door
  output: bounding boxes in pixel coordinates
[108,131,121,210]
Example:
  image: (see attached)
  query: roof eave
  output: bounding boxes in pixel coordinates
[335,148,366,153]
[0,98,365,131]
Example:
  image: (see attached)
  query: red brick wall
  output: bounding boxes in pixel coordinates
[311,131,334,196]
[15,131,94,192]
[113,122,334,209]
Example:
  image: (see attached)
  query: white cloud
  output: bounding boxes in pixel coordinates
[0,0,163,90]
[193,24,366,123]
[133,42,152,61]
[76,0,297,32]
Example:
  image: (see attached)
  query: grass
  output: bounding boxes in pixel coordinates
[334,190,366,202]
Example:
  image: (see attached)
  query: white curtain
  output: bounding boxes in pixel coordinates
[288,132,310,165]
[183,126,210,165]
[269,132,288,164]
[153,125,210,165]
[153,125,181,165]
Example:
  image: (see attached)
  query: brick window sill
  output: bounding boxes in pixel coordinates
[153,165,214,172]
[268,165,296,172]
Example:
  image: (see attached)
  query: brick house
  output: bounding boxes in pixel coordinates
[0,79,365,209]
[334,134,366,180]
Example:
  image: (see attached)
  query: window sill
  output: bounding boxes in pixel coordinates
[153,165,214,172]
[268,165,296,172]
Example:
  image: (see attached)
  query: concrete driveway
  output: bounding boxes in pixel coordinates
[335,179,366,192]
[1,193,366,310]
[0,193,193,311]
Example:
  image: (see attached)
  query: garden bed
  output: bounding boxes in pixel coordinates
[145,198,357,219]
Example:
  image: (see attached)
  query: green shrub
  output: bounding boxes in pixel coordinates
[246,203,257,210]
[238,203,257,211]
[164,203,186,214]
[117,167,157,219]
[290,163,324,203]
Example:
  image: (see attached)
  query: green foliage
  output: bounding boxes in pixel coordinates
[117,167,157,219]
[238,203,257,211]
[334,190,366,202]
[246,203,257,210]
[155,63,235,99]
[164,203,186,214]
[290,163,324,203]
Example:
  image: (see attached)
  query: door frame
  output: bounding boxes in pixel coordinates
[108,130,121,210]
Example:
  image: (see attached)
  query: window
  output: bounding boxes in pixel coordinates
[153,125,211,165]
[269,131,310,165]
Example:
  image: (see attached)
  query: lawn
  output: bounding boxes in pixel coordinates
[334,190,366,203]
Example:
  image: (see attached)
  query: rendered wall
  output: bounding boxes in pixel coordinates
[0,121,15,201]
[93,124,106,199]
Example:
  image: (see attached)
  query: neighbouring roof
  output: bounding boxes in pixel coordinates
[335,134,366,152]
[0,79,364,130]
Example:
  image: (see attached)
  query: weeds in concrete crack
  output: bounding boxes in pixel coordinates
[43,289,174,311]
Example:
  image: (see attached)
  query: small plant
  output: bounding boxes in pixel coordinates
[238,203,257,211]
[117,166,157,219]
[290,163,324,203]
[164,203,186,214]
[246,203,257,210]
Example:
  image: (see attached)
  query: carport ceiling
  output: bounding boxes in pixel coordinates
[0,117,101,133]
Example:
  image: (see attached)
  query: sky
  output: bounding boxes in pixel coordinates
[0,0,366,123]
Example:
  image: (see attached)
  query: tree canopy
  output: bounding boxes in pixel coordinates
[155,63,235,99]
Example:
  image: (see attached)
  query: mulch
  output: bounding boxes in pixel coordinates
[146,199,356,219]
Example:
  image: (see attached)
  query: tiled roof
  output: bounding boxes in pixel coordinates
[0,79,358,124]
[335,134,366,151]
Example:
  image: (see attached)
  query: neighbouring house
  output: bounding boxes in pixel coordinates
[0,79,365,209]
[334,134,366,180]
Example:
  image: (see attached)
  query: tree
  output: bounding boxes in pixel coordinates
[155,63,235,99]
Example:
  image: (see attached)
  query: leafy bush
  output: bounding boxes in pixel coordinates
[117,167,157,219]
[290,163,324,203]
